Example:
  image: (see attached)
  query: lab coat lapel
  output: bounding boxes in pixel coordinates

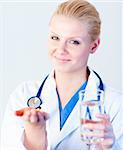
[41,74,61,147]
[54,100,80,147]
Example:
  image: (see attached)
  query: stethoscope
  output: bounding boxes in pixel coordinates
[27,71,104,109]
[27,75,48,109]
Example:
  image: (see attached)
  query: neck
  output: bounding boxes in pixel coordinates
[54,68,89,108]
[55,68,89,88]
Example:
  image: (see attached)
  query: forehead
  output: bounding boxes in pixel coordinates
[49,15,89,39]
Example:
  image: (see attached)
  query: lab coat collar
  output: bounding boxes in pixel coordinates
[84,68,102,100]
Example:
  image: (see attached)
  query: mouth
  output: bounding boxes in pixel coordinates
[55,56,71,62]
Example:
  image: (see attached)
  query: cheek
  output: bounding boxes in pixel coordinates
[73,50,90,63]
[48,40,53,55]
[48,43,58,62]
[48,40,56,53]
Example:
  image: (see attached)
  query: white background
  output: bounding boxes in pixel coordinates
[0,0,123,133]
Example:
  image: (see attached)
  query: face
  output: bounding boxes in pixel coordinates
[48,15,98,74]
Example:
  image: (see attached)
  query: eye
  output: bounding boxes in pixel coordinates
[69,40,80,45]
[51,36,59,41]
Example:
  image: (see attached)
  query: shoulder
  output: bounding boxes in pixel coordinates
[104,85,123,118]
[104,85,123,101]
[104,85,123,139]
[10,80,41,97]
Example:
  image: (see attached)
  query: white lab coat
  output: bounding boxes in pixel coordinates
[1,69,123,150]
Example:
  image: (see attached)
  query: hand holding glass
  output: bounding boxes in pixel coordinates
[79,89,105,144]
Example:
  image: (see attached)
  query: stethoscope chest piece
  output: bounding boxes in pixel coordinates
[27,96,42,109]
[26,75,49,109]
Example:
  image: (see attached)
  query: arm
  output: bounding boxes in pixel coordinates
[1,107,48,150]
[1,82,49,150]
[1,103,26,150]
[21,108,48,150]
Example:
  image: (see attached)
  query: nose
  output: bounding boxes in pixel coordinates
[58,40,68,54]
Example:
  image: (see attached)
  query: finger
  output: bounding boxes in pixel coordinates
[42,112,49,120]
[29,109,49,124]
[23,109,31,122]
[101,138,115,148]
[15,108,49,124]
[83,121,113,132]
[96,114,110,122]
[29,109,39,123]
[37,111,49,122]
[36,109,49,120]
[83,130,114,139]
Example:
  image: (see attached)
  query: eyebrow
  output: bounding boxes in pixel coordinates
[50,31,59,36]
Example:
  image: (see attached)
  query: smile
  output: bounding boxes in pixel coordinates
[55,56,71,62]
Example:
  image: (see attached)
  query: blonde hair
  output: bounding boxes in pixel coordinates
[51,0,101,42]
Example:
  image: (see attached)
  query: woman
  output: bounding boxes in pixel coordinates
[1,0,123,149]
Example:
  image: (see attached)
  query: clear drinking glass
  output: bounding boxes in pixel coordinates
[79,89,105,144]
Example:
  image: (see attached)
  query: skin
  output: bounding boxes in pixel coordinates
[22,108,48,150]
[48,15,97,74]
[16,15,115,150]
[83,114,115,149]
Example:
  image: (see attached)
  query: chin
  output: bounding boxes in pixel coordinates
[54,66,76,74]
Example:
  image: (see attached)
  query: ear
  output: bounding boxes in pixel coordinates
[90,38,100,54]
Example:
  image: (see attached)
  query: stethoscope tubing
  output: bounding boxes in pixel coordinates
[27,71,104,109]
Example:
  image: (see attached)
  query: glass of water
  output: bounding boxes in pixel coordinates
[79,89,105,144]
